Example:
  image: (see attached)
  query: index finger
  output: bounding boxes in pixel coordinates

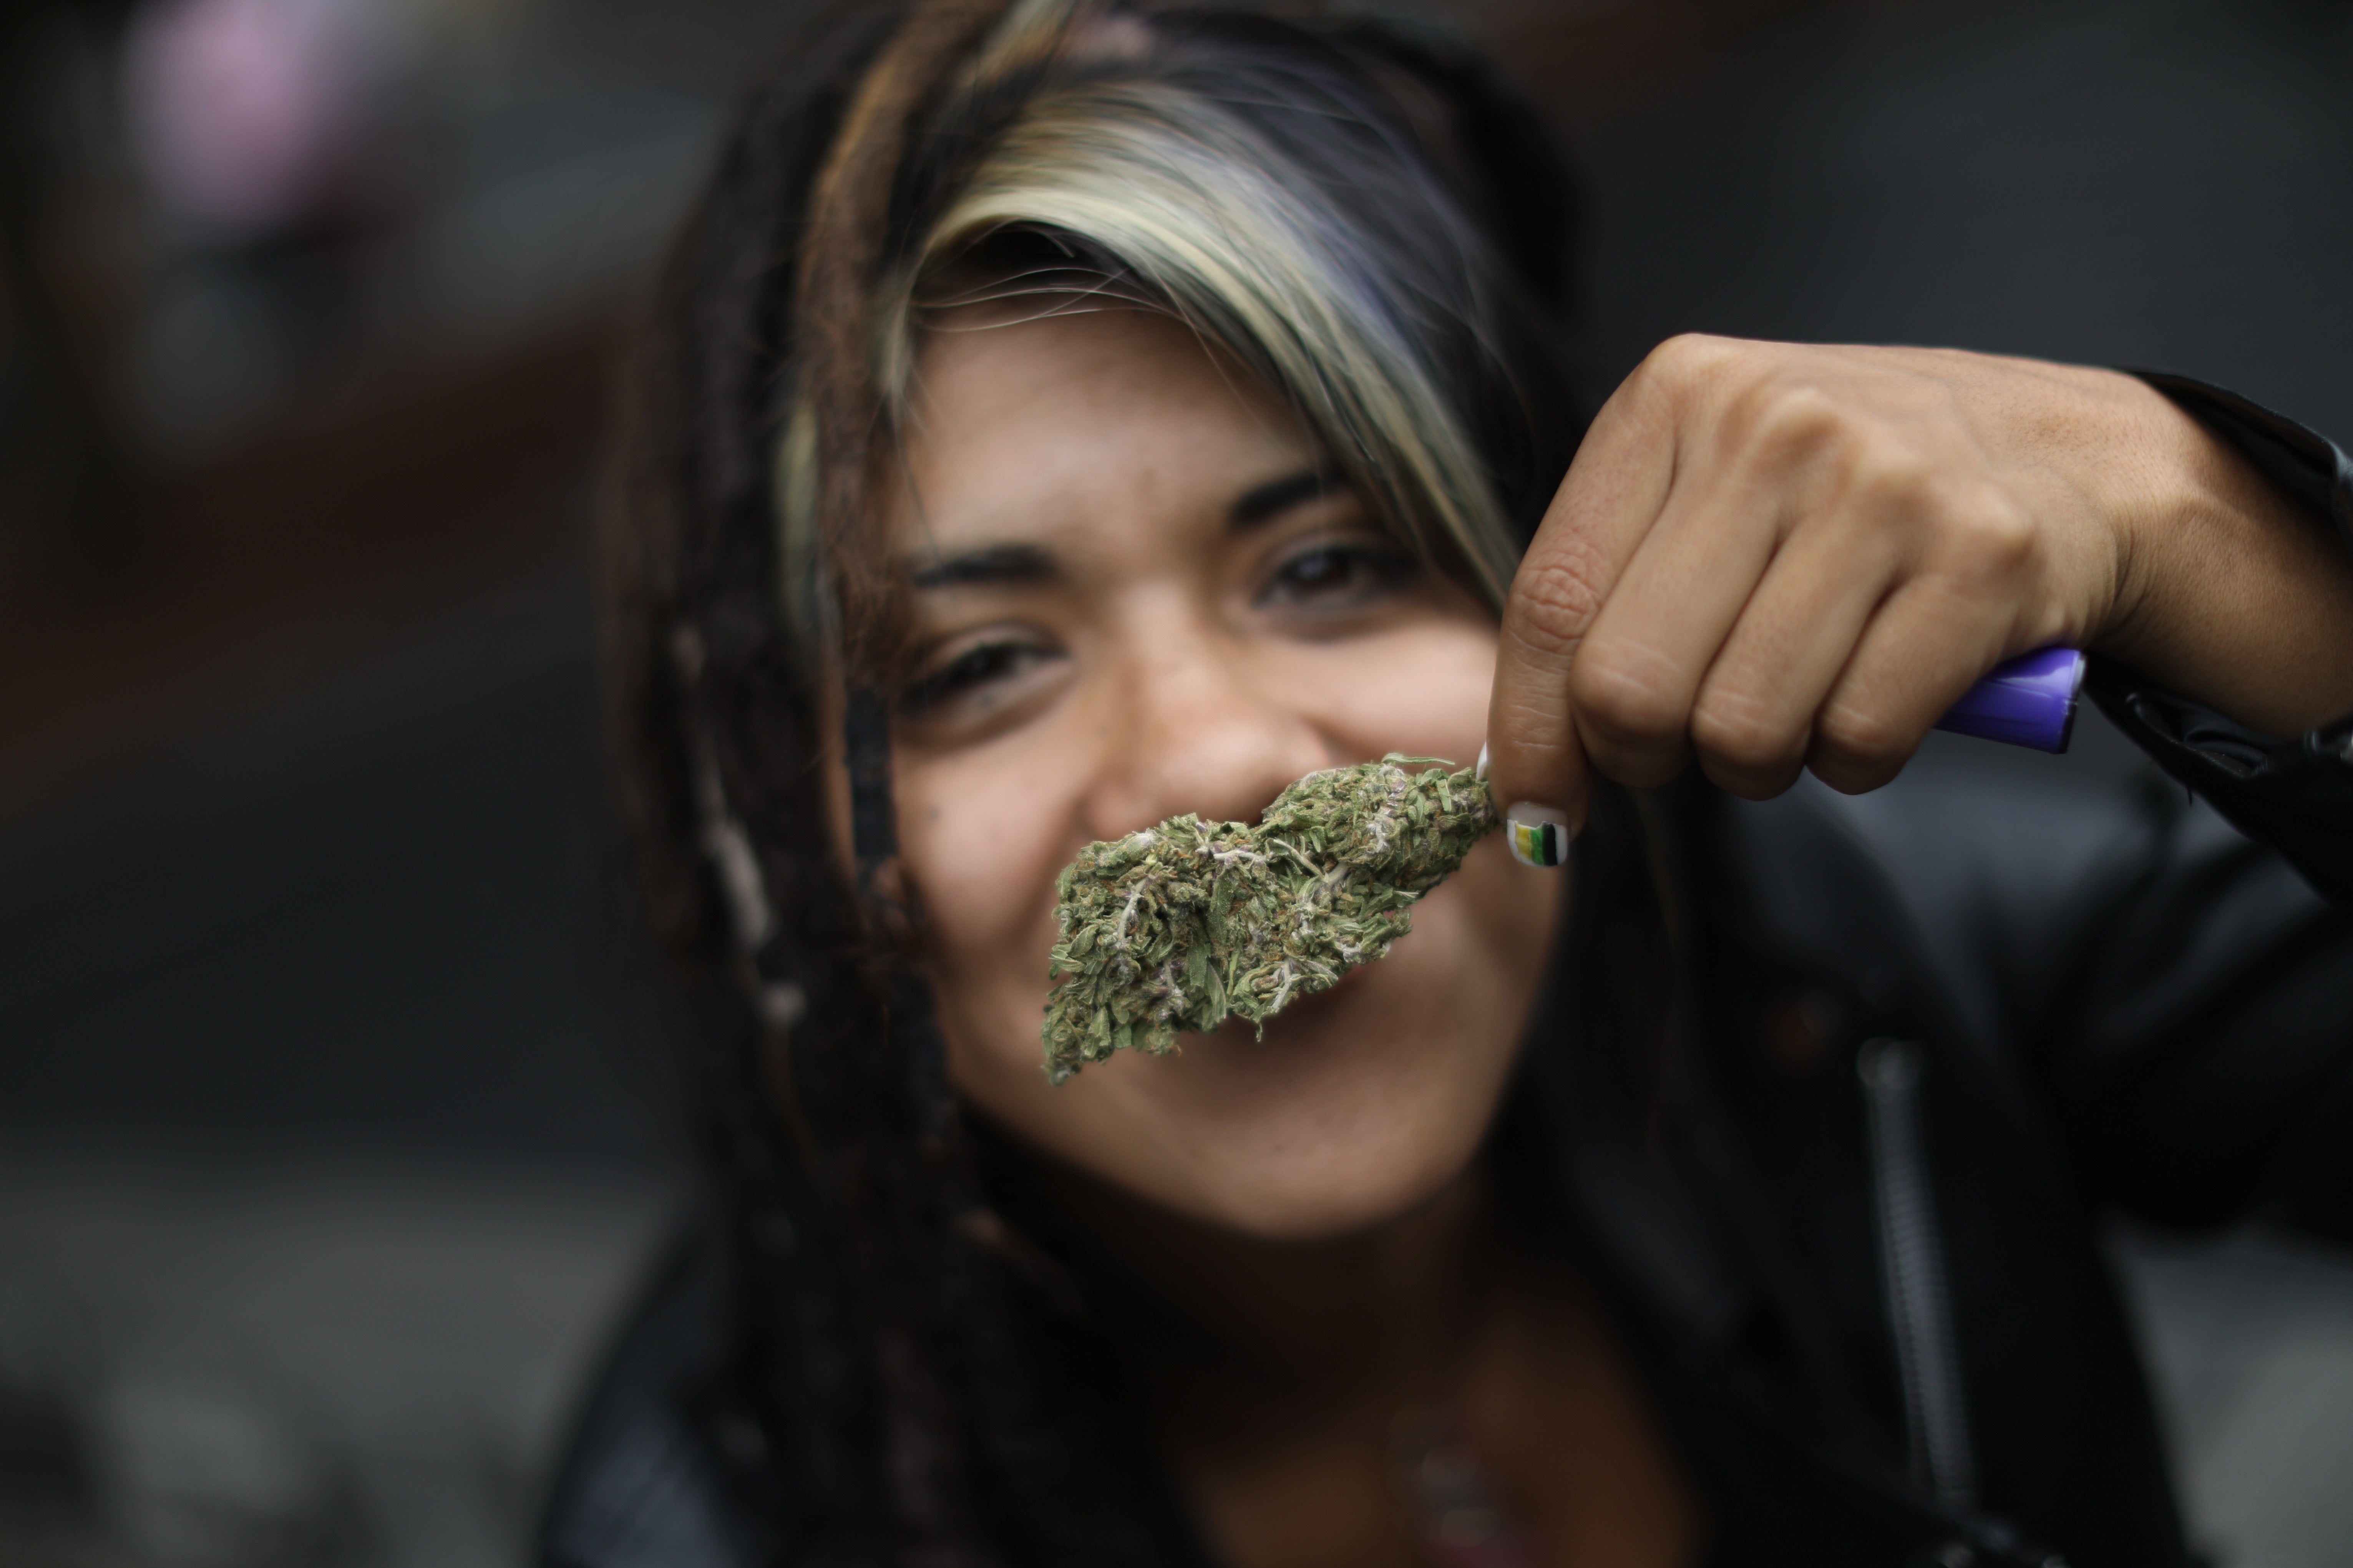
[1485,369,1681,856]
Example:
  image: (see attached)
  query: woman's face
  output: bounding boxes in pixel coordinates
[884,305,1561,1241]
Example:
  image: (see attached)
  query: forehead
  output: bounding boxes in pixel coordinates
[893,306,1319,555]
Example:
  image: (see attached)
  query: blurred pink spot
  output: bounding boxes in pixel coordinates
[125,0,378,231]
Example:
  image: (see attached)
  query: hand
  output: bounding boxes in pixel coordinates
[1484,335,2353,850]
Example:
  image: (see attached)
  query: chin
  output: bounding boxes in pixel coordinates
[1097,935,1522,1241]
[1176,1131,1478,1242]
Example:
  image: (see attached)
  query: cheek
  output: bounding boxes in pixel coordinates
[897,741,1081,1068]
[907,791,1053,945]
[1273,620,1500,763]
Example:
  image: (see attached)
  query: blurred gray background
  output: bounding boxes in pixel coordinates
[1,0,2349,1564]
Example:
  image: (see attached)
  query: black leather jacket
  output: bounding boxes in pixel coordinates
[541,382,2353,1568]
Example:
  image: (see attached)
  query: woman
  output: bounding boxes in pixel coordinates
[546,3,2353,1566]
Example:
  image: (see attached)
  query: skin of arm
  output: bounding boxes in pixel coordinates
[1485,335,2353,827]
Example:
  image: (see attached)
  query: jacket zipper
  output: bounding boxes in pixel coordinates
[1858,1037,1978,1510]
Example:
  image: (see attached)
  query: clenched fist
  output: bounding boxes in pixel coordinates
[1485,335,2353,855]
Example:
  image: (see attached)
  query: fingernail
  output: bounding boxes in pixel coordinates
[1475,744,1490,780]
[1505,804,1572,869]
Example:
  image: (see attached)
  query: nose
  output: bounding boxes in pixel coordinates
[1079,605,1335,841]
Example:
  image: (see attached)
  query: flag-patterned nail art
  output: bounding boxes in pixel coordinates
[1506,805,1570,869]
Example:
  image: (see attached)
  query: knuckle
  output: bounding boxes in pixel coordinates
[1845,436,1938,511]
[1946,493,2040,580]
[1633,332,1742,403]
[1507,538,1611,658]
[1736,380,1848,470]
[1812,700,1910,769]
[1689,692,1800,772]
[1570,643,1683,743]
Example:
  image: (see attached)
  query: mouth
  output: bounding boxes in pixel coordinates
[1223,958,1373,1040]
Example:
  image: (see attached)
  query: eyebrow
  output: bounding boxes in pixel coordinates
[909,542,1059,590]
[906,467,1341,589]
[1230,467,1339,530]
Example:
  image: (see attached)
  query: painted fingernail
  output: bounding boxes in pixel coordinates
[1505,804,1572,869]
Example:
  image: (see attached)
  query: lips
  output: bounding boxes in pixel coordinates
[1243,950,1378,1041]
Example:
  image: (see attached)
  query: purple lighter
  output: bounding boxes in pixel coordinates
[1933,646,2086,753]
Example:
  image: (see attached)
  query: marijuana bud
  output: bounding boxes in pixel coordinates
[1040,755,1497,1083]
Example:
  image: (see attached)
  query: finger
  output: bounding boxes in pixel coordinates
[1486,369,1689,848]
[1810,479,2048,792]
[1685,506,1908,799]
[1806,578,2019,794]
[1565,448,1790,792]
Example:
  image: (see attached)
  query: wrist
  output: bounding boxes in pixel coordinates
[2080,373,2217,668]
[2086,375,2353,738]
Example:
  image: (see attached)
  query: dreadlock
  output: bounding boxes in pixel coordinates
[601,2,1845,1562]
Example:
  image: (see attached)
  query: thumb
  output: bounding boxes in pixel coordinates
[1483,337,1693,862]
[1485,600,1592,869]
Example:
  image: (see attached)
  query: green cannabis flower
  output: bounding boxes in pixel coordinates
[1040,754,1498,1083]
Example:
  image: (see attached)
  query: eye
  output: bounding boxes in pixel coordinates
[900,635,1062,719]
[1259,538,1417,611]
